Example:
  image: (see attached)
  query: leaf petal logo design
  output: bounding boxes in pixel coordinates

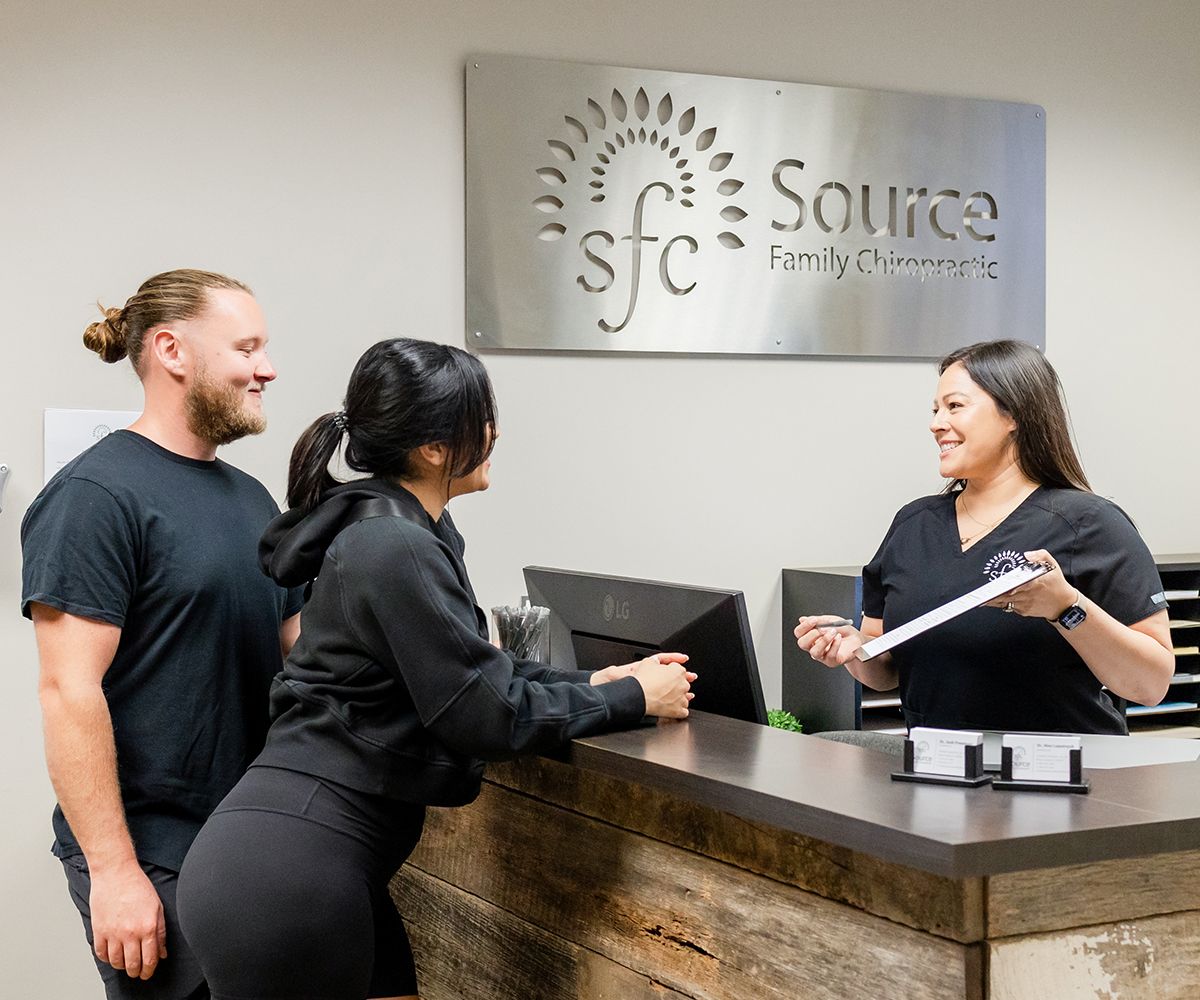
[982,549,1026,580]
[534,86,747,250]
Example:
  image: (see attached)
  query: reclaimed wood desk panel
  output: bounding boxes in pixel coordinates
[391,712,1200,999]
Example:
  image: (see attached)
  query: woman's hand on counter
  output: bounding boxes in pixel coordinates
[589,664,635,685]
[591,652,689,686]
[624,653,695,718]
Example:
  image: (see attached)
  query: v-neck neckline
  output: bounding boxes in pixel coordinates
[951,486,1042,557]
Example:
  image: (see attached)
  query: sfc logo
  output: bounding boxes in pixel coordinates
[983,549,1026,580]
[534,86,747,333]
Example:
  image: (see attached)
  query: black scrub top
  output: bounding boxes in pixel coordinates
[861,487,1166,734]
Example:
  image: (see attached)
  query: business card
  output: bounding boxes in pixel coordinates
[1003,733,1081,783]
[910,727,983,777]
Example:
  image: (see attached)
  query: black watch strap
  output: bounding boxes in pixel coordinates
[1054,592,1087,630]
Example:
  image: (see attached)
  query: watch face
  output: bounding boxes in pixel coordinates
[1059,605,1087,630]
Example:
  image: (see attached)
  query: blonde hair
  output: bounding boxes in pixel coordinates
[83,269,253,374]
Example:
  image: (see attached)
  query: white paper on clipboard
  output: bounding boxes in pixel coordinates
[856,561,1050,661]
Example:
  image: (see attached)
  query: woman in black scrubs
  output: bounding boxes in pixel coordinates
[795,339,1172,734]
[177,339,694,1000]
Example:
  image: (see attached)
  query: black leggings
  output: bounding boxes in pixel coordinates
[178,766,425,1000]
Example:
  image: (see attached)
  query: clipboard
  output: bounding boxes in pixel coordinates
[856,561,1051,661]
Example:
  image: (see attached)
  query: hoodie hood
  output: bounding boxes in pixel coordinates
[260,478,433,588]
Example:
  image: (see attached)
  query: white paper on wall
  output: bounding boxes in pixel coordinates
[43,408,141,485]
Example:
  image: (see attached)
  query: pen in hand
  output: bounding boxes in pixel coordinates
[810,618,853,629]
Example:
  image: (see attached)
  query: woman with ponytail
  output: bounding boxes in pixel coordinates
[178,338,693,1000]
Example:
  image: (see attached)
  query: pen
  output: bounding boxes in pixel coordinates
[812,618,853,628]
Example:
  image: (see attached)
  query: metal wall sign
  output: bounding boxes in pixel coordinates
[466,54,1044,358]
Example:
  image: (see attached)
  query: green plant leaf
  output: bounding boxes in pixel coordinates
[767,709,803,733]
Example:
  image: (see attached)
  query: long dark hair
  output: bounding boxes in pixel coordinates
[938,339,1090,492]
[287,338,497,511]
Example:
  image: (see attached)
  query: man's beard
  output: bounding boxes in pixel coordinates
[184,366,267,446]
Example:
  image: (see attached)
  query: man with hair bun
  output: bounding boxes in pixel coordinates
[21,269,304,999]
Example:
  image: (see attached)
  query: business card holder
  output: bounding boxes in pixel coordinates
[991,746,1090,793]
[891,739,992,787]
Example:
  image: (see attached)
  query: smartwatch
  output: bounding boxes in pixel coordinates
[1053,591,1087,630]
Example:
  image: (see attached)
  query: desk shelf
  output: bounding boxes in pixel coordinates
[1127,702,1200,718]
[1139,555,1200,734]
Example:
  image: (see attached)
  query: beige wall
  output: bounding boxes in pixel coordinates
[2,1,1197,993]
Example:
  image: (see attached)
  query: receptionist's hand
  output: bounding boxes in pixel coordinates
[982,550,1077,621]
[795,617,865,668]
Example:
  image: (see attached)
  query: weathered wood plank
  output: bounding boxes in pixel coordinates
[989,911,1200,1000]
[987,849,1200,937]
[392,866,690,1000]
[407,782,983,1000]
[485,755,985,942]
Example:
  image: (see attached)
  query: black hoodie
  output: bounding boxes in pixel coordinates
[255,478,646,806]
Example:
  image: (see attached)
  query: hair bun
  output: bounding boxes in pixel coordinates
[82,304,129,363]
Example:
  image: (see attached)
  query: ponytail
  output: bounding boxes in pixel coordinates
[82,269,252,376]
[82,305,130,363]
[286,412,344,512]
[287,338,497,514]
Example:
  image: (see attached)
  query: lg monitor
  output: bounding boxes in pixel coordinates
[523,566,768,726]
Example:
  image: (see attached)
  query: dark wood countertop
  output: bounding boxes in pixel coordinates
[561,711,1200,877]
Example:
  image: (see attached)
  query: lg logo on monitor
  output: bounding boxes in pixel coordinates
[602,593,631,622]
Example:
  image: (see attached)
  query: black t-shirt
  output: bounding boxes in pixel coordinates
[21,430,305,869]
[861,487,1166,735]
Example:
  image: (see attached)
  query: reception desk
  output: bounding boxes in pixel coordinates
[389,712,1200,999]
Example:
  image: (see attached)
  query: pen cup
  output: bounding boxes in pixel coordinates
[491,604,551,663]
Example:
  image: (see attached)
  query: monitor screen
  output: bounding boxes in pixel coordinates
[523,566,767,725]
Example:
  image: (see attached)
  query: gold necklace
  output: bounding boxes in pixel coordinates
[957,490,1030,546]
